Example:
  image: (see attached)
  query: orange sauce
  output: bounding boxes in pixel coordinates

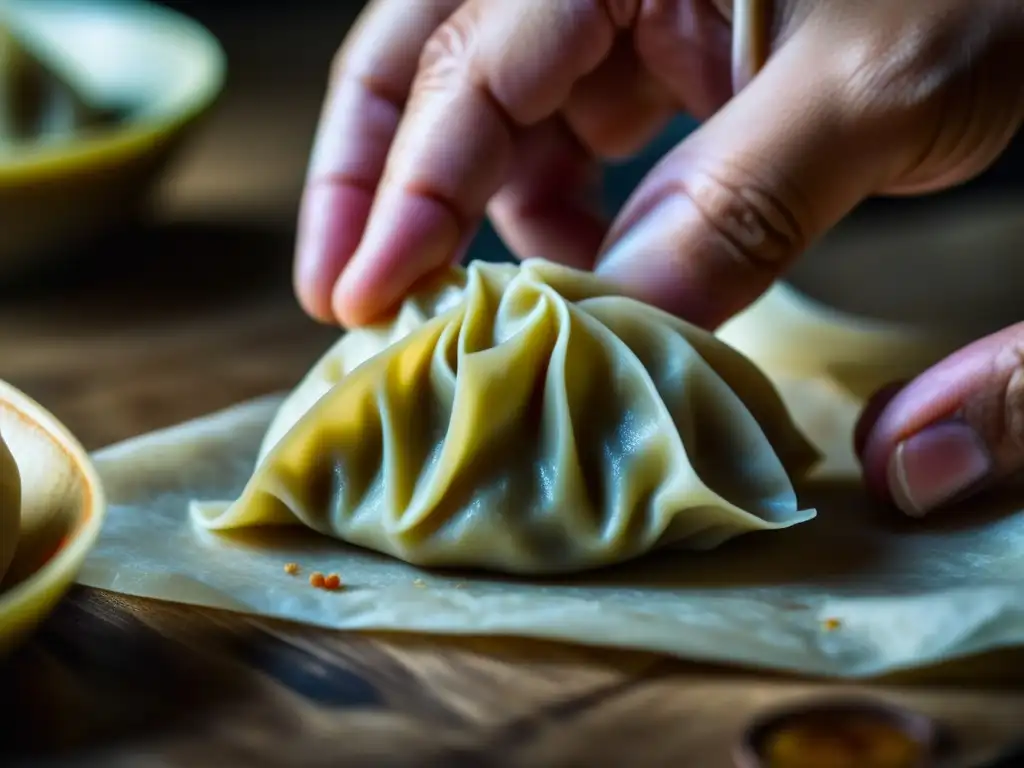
[762,712,924,768]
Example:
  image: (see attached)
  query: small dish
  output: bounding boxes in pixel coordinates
[0,0,226,276]
[733,697,947,768]
[0,379,106,656]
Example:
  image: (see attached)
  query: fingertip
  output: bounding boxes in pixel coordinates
[330,246,401,328]
[294,183,375,324]
[330,262,368,328]
[293,244,337,325]
[294,277,337,325]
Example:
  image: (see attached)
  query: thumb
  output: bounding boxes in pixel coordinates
[595,23,902,329]
[858,325,1024,517]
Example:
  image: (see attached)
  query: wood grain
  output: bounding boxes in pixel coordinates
[2,7,1024,765]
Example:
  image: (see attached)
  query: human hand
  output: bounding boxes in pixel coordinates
[294,0,1024,516]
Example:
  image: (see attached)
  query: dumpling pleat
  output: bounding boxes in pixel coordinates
[554,301,687,556]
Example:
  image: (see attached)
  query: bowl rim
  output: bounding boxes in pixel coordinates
[0,379,107,620]
[732,696,948,768]
[0,0,227,183]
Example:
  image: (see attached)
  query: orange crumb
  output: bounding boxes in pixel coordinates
[309,571,326,588]
[323,573,342,591]
[283,563,300,575]
[823,617,842,631]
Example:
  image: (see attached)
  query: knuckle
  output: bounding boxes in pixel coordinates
[831,14,967,121]
[418,15,479,92]
[964,339,1024,460]
[679,168,808,273]
[1006,366,1024,454]
[994,342,1024,454]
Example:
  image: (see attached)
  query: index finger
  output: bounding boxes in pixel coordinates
[332,0,631,327]
[294,0,461,322]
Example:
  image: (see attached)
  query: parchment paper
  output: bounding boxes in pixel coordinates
[78,377,1024,678]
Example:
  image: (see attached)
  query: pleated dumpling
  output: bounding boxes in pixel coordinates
[193,259,818,575]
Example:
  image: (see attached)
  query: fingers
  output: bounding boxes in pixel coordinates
[562,37,677,159]
[486,119,608,270]
[294,0,461,322]
[331,0,626,327]
[594,23,898,330]
[730,0,771,94]
[857,325,1024,517]
[634,0,733,120]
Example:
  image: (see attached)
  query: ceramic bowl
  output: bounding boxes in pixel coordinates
[733,697,946,768]
[0,379,106,656]
[0,0,226,276]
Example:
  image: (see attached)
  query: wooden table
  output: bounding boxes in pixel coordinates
[2,6,1024,766]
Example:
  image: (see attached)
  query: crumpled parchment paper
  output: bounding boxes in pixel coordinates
[77,376,1024,678]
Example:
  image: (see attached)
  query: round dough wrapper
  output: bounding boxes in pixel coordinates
[717,283,963,402]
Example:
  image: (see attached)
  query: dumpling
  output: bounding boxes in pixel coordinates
[193,259,818,575]
[0,429,20,582]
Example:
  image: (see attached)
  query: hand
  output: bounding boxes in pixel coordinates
[294,0,1024,517]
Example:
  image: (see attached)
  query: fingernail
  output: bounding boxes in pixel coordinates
[295,180,376,319]
[887,420,993,517]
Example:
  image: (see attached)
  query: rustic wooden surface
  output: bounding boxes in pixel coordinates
[2,5,1024,767]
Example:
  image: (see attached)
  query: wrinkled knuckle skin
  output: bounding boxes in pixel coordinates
[995,343,1024,456]
[963,341,1024,467]
[832,16,967,124]
[681,170,807,273]
[418,17,476,92]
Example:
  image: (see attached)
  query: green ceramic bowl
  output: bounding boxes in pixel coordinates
[0,0,226,275]
[0,378,106,657]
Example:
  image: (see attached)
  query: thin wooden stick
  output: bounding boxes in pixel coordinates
[731,0,771,94]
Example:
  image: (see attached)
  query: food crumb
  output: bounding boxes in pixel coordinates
[283,563,300,576]
[823,617,842,631]
[309,571,326,588]
[413,578,427,589]
[454,583,466,589]
[323,573,343,591]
